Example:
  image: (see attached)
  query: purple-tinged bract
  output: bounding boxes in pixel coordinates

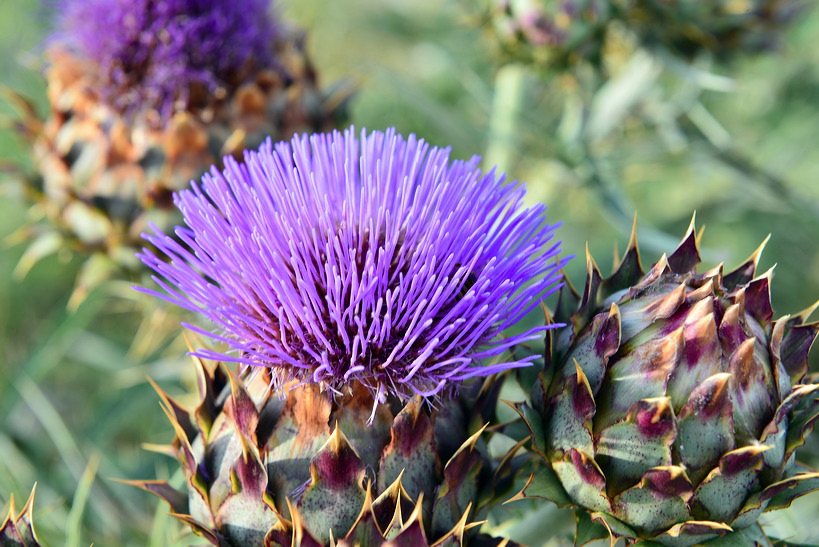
[140,128,567,404]
[57,0,278,118]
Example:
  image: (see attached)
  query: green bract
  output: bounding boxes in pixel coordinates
[133,353,519,546]
[517,221,819,546]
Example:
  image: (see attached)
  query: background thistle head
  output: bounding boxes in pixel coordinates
[473,0,612,70]
[615,0,807,61]
[139,127,569,408]
[7,0,349,308]
[468,0,808,72]
[55,0,279,120]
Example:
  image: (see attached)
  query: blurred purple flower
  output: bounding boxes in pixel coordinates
[139,128,568,404]
[57,0,278,118]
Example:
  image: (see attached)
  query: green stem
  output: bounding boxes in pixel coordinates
[65,452,101,547]
[485,64,527,174]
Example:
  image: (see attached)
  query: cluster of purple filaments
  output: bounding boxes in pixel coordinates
[57,0,277,118]
[140,128,567,404]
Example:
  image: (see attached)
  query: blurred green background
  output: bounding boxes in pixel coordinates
[2,0,819,545]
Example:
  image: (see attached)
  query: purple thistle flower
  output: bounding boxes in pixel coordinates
[139,128,568,405]
[56,0,278,119]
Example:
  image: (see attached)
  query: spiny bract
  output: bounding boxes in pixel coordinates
[0,485,40,547]
[132,358,521,546]
[8,0,349,304]
[515,221,819,546]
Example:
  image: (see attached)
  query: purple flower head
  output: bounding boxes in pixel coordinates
[139,128,568,407]
[56,0,278,119]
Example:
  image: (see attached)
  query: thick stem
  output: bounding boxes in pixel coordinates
[485,64,527,175]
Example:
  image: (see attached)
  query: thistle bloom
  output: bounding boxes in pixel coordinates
[14,0,345,302]
[57,0,278,118]
[139,128,567,404]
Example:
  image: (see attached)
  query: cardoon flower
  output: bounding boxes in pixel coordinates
[12,0,348,305]
[140,127,566,403]
[132,128,567,545]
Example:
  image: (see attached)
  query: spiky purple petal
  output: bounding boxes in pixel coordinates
[139,128,567,403]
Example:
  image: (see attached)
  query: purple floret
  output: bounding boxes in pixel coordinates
[139,128,568,405]
[57,0,278,118]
